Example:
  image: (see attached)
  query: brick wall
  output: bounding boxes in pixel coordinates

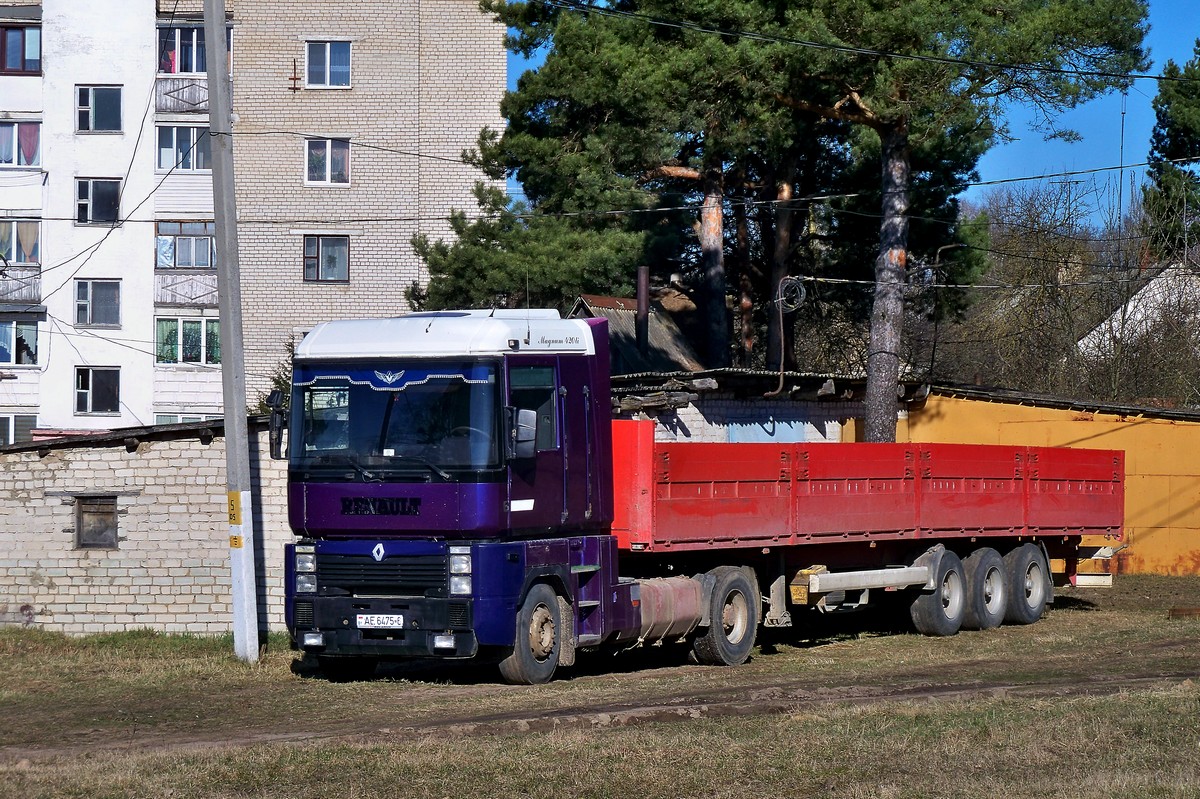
[0,423,291,634]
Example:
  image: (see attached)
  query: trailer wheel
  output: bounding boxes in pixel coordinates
[1004,544,1049,625]
[498,583,561,685]
[910,550,966,636]
[316,655,377,683]
[693,566,758,666]
[962,548,1008,630]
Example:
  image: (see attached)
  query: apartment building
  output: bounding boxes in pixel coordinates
[0,0,505,440]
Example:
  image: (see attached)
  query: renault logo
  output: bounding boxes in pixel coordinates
[371,543,386,562]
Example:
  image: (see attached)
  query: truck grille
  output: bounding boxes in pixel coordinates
[317,553,447,597]
[294,601,314,627]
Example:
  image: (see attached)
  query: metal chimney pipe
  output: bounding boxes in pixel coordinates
[636,265,650,357]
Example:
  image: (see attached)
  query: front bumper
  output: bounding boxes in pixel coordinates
[290,595,477,658]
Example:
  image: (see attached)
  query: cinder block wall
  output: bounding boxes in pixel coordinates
[0,425,290,634]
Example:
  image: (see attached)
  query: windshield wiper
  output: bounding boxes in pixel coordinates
[390,454,453,481]
[315,453,380,482]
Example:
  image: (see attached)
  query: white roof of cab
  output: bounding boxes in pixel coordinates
[295,310,598,360]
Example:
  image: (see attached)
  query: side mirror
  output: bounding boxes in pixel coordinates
[506,407,537,461]
[266,389,287,460]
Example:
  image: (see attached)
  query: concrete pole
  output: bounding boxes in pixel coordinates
[205,0,259,662]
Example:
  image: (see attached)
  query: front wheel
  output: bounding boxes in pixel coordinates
[1004,543,1050,625]
[910,550,966,636]
[693,566,759,666]
[499,583,562,684]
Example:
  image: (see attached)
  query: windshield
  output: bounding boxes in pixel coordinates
[290,361,499,479]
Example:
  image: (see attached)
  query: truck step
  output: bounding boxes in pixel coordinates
[576,633,603,646]
[571,564,601,574]
[576,600,601,609]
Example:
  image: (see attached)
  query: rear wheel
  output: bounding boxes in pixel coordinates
[962,548,1008,630]
[1004,543,1049,625]
[693,566,758,666]
[910,550,966,636]
[499,583,561,684]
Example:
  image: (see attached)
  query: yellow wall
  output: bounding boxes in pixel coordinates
[904,395,1200,575]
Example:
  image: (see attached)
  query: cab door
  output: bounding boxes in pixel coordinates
[506,359,565,534]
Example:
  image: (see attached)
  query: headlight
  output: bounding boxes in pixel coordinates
[296,574,317,593]
[450,575,472,596]
[295,553,316,573]
[449,554,471,574]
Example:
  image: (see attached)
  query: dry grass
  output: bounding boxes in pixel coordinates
[1,575,1197,798]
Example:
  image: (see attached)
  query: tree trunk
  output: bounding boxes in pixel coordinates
[863,123,911,442]
[767,175,795,371]
[700,166,729,367]
[732,195,754,367]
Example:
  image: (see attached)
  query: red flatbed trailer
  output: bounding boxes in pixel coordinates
[612,418,1123,562]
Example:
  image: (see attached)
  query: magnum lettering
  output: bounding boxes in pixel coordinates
[341,497,422,516]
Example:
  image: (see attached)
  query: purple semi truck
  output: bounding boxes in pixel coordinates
[273,310,1123,683]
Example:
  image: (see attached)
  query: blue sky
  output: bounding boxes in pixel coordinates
[505,1,1197,217]
[968,0,1197,214]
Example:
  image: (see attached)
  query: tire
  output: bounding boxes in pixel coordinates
[498,583,562,685]
[962,548,1008,630]
[317,655,378,683]
[910,550,966,636]
[1004,543,1049,625]
[693,566,759,666]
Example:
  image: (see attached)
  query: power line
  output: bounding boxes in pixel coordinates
[546,0,1196,85]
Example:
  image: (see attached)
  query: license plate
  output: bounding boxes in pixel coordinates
[356,613,405,629]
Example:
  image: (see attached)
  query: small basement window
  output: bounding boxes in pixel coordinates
[76,495,118,548]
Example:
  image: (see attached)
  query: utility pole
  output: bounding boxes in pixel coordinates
[205,0,259,663]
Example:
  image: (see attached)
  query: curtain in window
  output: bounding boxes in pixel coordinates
[0,222,10,264]
[330,140,349,183]
[182,319,202,362]
[321,237,348,280]
[0,125,11,163]
[15,321,36,364]
[16,221,38,264]
[156,234,175,268]
[18,123,38,165]
[329,42,350,85]
[307,140,326,182]
[206,319,221,364]
[92,282,120,325]
[0,323,12,364]
[156,318,179,363]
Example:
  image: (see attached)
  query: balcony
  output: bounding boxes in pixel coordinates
[155,271,217,307]
[156,76,209,114]
[0,266,40,305]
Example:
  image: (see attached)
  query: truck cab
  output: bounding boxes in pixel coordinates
[280,311,618,679]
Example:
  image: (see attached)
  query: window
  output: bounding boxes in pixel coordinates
[156,317,221,364]
[76,86,122,132]
[1,25,40,74]
[76,495,118,548]
[157,125,211,172]
[0,122,39,167]
[75,367,120,414]
[306,40,350,87]
[305,138,349,184]
[0,320,37,365]
[303,235,349,282]
[0,414,36,446]
[510,366,558,451]
[158,25,231,74]
[156,221,216,268]
[76,179,121,224]
[75,280,120,327]
[0,220,39,265]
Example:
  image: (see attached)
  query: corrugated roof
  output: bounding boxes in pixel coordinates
[571,294,705,374]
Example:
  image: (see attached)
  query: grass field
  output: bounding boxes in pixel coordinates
[1,575,1197,798]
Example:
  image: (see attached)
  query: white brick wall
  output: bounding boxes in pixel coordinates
[0,424,291,634]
